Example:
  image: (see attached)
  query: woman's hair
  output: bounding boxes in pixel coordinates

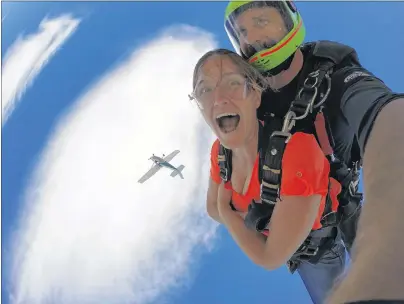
[192,48,270,95]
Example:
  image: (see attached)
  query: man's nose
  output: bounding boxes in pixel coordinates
[246,30,262,43]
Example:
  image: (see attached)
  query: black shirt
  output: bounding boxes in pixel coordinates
[257,44,404,166]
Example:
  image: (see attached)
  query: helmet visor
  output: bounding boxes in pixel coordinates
[225,1,297,59]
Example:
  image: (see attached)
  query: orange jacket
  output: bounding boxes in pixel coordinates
[210,132,341,230]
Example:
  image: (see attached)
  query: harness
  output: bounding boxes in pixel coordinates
[218,40,363,273]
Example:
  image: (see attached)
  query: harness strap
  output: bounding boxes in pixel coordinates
[314,111,334,156]
[260,118,285,204]
[218,144,232,182]
[314,110,340,227]
[287,226,339,273]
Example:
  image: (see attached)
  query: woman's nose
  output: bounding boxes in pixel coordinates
[213,88,230,106]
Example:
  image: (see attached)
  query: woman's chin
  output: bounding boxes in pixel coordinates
[217,128,244,150]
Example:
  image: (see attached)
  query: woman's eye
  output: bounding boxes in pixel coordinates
[198,87,212,96]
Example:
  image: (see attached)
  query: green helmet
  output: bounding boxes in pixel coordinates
[224,1,306,74]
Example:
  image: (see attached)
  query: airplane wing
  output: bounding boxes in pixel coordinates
[163,150,180,163]
[137,165,162,183]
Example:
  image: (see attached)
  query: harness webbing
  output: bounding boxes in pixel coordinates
[315,111,333,156]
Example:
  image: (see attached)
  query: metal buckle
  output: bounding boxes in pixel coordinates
[220,168,228,181]
[295,86,318,120]
[295,244,319,258]
[321,211,339,227]
[349,179,359,197]
[271,111,296,143]
[314,73,331,109]
[294,70,332,120]
[348,161,361,196]
[287,260,300,274]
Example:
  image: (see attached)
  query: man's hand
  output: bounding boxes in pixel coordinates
[328,98,404,303]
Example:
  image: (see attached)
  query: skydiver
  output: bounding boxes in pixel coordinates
[221,1,404,303]
[191,48,346,304]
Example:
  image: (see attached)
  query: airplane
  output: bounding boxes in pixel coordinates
[137,149,185,183]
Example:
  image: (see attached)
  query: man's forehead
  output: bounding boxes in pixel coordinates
[235,6,279,22]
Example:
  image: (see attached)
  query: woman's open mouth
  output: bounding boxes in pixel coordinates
[216,113,240,134]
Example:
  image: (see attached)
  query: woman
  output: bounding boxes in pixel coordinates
[190,48,346,304]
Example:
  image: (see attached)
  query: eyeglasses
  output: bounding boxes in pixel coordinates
[189,73,249,109]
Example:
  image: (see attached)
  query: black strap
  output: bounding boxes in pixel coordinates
[218,144,232,182]
[259,117,285,204]
[287,226,339,273]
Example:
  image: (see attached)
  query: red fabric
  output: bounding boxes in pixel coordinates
[314,112,334,156]
[210,132,340,230]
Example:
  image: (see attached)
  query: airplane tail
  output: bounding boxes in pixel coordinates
[170,165,185,179]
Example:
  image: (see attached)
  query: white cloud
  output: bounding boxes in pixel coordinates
[9,25,219,304]
[1,14,81,125]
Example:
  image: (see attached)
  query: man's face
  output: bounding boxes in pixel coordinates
[235,7,288,58]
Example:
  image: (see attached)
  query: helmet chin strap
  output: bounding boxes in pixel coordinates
[241,50,295,77]
[261,51,296,77]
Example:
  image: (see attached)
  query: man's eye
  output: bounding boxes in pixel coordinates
[239,28,247,37]
[257,19,269,26]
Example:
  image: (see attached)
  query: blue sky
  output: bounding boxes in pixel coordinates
[2,2,404,304]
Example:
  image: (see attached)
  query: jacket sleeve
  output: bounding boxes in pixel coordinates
[329,61,404,157]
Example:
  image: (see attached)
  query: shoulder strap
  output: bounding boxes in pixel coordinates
[218,144,232,182]
[310,40,357,66]
[257,121,274,181]
[258,117,283,197]
[300,40,362,167]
